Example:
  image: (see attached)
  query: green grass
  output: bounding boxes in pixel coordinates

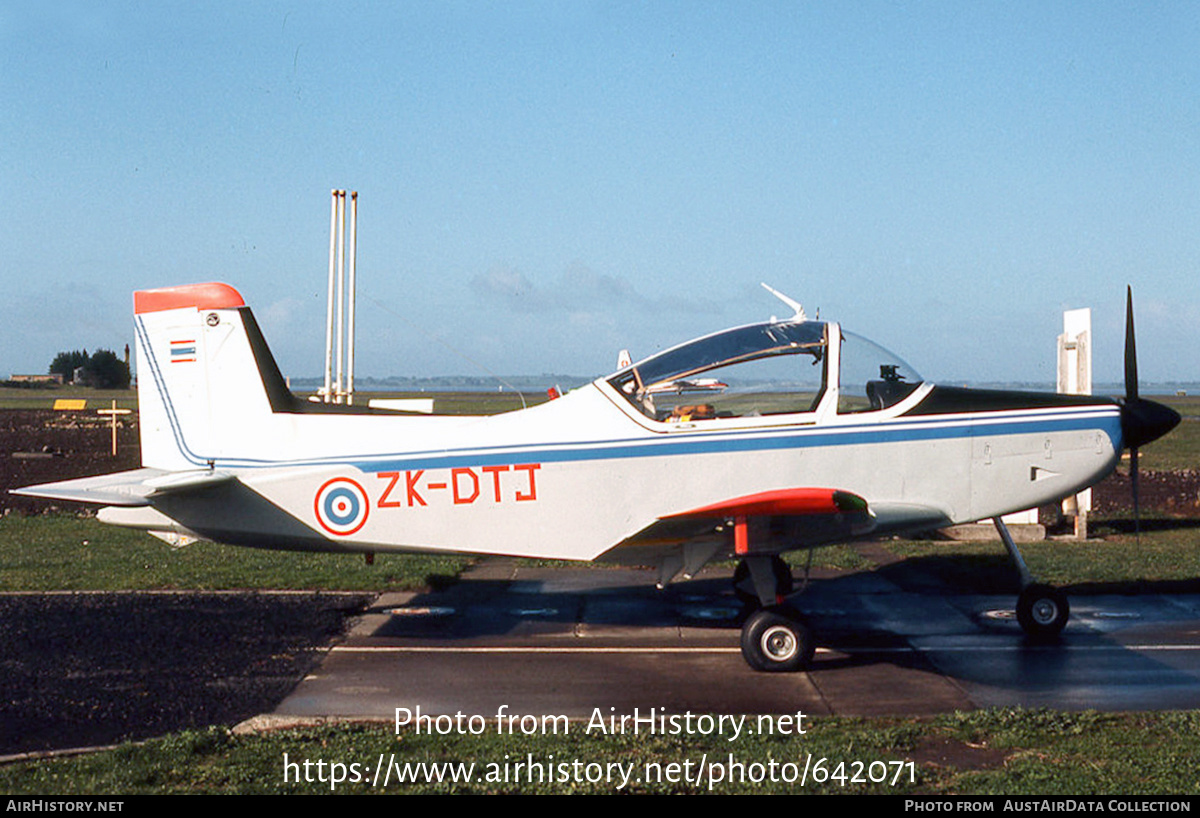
[0,385,138,411]
[785,543,876,572]
[0,514,881,592]
[1157,394,1200,420]
[938,709,1200,794]
[876,522,1200,594]
[0,514,471,592]
[3,710,1198,794]
[4,512,1198,596]
[1137,395,1200,472]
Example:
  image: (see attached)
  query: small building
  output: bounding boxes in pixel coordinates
[8,373,65,385]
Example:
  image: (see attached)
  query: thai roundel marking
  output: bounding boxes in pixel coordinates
[314,477,369,536]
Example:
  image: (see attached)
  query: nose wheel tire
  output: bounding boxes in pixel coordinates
[740,605,814,672]
[1016,583,1069,639]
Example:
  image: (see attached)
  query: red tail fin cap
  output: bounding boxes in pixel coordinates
[134,283,245,314]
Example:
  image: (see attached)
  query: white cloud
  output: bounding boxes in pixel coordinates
[470,262,724,317]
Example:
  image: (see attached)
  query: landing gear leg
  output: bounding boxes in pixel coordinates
[735,555,812,672]
[994,517,1070,639]
[733,555,793,610]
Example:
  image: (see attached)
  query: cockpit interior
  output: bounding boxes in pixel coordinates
[607,320,922,424]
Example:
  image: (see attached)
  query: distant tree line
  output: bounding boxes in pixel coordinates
[49,348,131,389]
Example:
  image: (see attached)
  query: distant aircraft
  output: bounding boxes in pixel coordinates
[15,282,1180,671]
[645,377,729,395]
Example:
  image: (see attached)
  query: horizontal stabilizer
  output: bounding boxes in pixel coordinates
[142,469,238,494]
[12,468,236,507]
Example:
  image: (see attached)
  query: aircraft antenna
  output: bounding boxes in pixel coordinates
[761,283,807,322]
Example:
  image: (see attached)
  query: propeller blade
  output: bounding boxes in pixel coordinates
[1125,285,1141,538]
[1118,287,1181,538]
[1125,285,1138,403]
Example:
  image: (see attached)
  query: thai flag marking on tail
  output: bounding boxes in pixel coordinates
[170,339,196,363]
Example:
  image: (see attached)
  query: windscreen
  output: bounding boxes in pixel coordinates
[608,322,828,422]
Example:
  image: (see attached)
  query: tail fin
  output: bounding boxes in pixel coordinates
[134,282,292,470]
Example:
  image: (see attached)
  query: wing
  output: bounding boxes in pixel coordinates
[11,468,237,507]
[597,487,952,577]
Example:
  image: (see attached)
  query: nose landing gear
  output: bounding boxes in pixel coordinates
[995,518,1070,640]
[1016,582,1070,638]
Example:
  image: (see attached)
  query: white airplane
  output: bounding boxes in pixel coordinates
[645,376,729,395]
[15,282,1180,671]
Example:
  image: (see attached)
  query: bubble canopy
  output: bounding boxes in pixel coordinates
[607,320,923,421]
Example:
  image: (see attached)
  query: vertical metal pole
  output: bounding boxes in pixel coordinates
[324,190,338,403]
[335,190,346,403]
[347,191,358,405]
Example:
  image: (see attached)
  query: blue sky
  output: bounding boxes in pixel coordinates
[2,2,1197,388]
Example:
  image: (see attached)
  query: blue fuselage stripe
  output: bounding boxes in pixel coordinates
[350,413,1123,474]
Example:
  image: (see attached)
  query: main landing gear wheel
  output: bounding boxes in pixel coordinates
[733,556,793,609]
[1016,583,1069,639]
[740,605,814,672]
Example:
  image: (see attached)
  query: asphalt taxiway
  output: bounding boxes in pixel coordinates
[269,558,1200,723]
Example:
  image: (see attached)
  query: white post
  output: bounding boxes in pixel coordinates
[334,190,346,403]
[324,190,339,403]
[1059,308,1093,538]
[347,191,358,405]
[321,189,359,406]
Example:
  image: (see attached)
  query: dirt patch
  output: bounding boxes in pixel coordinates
[1,409,140,514]
[906,735,1007,772]
[0,410,376,756]
[1091,467,1200,517]
[0,591,371,756]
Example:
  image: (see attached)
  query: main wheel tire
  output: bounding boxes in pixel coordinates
[733,556,794,609]
[1016,583,1069,639]
[740,605,814,672]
